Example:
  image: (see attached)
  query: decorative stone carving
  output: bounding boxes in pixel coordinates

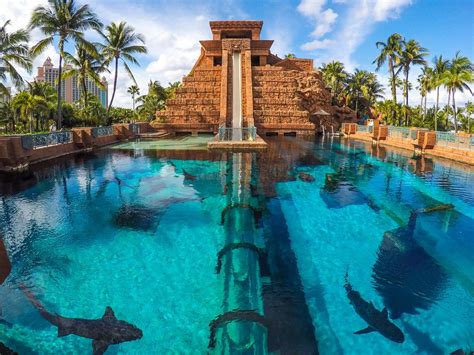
[222,39,251,51]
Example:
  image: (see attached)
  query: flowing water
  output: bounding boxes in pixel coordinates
[0,135,472,354]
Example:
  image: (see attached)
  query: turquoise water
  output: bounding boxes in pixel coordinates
[0,136,473,354]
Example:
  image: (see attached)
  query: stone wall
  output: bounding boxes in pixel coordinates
[0,123,150,172]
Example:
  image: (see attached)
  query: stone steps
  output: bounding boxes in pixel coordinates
[254,110,308,118]
[182,76,221,83]
[167,98,220,105]
[176,87,220,94]
[254,117,312,125]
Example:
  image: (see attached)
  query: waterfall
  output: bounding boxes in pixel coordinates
[232,52,242,141]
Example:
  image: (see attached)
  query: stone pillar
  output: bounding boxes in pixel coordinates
[219,49,229,127]
[244,50,254,126]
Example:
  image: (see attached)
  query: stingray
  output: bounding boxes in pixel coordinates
[114,204,161,232]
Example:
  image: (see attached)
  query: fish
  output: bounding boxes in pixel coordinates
[344,272,405,343]
[21,286,143,355]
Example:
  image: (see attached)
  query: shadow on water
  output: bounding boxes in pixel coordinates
[262,198,321,354]
[372,213,449,319]
[320,170,373,209]
[401,320,444,355]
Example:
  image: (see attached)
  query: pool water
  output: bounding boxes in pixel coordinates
[0,136,472,354]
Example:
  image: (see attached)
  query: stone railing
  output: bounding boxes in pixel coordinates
[21,131,73,150]
[1,123,154,172]
[387,126,410,139]
[357,124,368,133]
[435,131,474,151]
[91,126,113,138]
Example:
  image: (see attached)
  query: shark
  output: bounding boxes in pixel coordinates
[21,286,143,355]
[344,273,405,343]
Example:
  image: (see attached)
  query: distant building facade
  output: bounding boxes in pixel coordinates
[36,57,108,108]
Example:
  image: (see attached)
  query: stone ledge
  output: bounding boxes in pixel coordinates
[207,135,268,151]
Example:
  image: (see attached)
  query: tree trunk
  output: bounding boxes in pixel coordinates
[57,53,63,130]
[389,58,398,124]
[405,69,409,126]
[446,89,451,129]
[107,57,119,115]
[423,95,427,125]
[452,90,457,133]
[132,93,135,111]
[82,77,88,108]
[435,87,440,131]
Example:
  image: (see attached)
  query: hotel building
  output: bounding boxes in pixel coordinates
[36,57,109,108]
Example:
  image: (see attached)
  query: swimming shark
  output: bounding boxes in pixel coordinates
[344,273,405,343]
[21,286,143,355]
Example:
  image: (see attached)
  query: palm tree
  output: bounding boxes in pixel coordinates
[417,66,434,122]
[127,85,140,110]
[165,81,181,100]
[320,61,348,105]
[0,20,32,94]
[374,33,403,124]
[29,0,102,129]
[62,44,107,108]
[397,39,428,125]
[432,55,449,130]
[345,69,369,117]
[285,53,296,58]
[465,101,474,133]
[99,21,147,115]
[0,94,14,133]
[28,81,57,130]
[11,92,49,133]
[443,52,473,132]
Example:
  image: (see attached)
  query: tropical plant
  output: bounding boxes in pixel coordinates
[417,66,435,122]
[0,20,32,94]
[432,55,449,130]
[11,91,49,133]
[465,101,474,133]
[63,44,107,108]
[98,21,147,115]
[75,95,106,126]
[285,53,296,58]
[374,33,403,124]
[165,81,181,100]
[396,39,428,125]
[29,0,102,129]
[344,70,383,118]
[108,107,136,123]
[127,85,140,111]
[320,61,348,105]
[443,52,473,132]
[0,96,15,133]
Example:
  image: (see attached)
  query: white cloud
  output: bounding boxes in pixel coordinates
[311,9,338,37]
[302,0,413,71]
[301,38,335,51]
[297,0,338,39]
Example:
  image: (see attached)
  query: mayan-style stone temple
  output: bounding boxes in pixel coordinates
[152,20,354,141]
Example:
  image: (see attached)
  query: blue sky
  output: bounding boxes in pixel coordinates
[1,0,473,107]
